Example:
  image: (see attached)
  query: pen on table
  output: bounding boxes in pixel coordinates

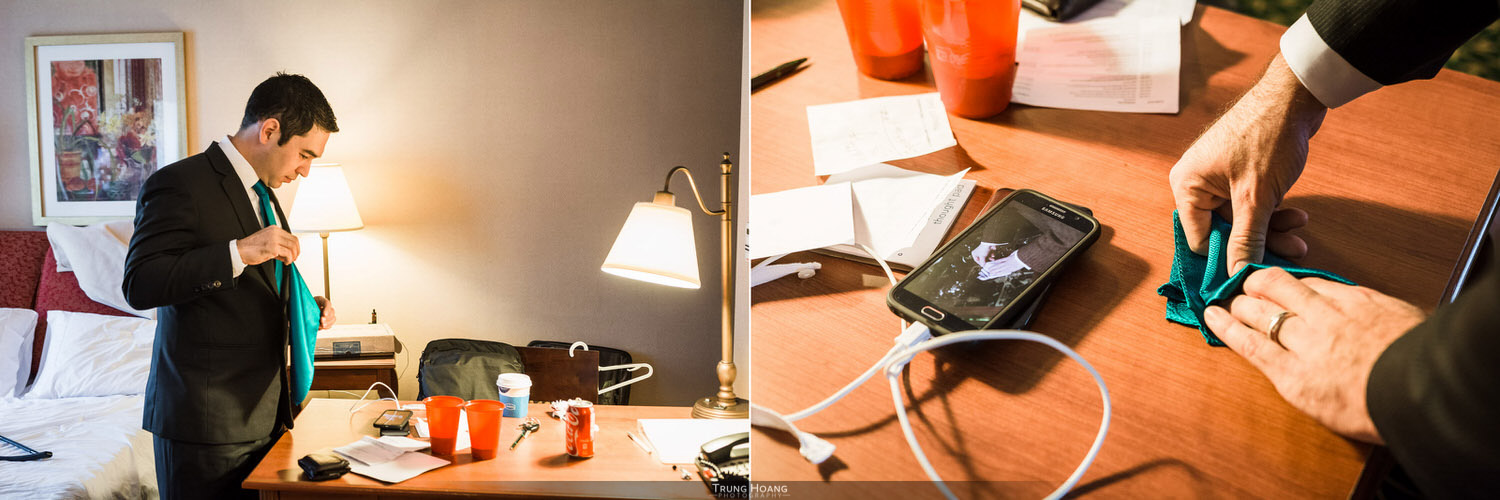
[626,431,652,454]
[751,57,809,91]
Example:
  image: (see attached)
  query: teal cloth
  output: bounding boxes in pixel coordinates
[1156,211,1355,346]
[253,182,320,404]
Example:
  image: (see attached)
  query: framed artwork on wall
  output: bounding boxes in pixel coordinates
[25,32,187,226]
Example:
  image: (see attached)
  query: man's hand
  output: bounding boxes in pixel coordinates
[314,296,336,330]
[1169,54,1328,274]
[1203,267,1424,444]
[237,226,300,266]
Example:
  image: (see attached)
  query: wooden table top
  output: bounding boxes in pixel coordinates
[243,399,712,499]
[749,1,1500,498]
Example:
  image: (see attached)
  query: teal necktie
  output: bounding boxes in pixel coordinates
[252,181,319,404]
[1157,211,1356,346]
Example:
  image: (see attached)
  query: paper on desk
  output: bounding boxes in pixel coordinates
[347,452,450,484]
[1018,0,1195,47]
[333,435,450,484]
[1011,16,1181,114]
[637,418,749,464]
[748,183,856,259]
[827,164,968,260]
[806,93,957,176]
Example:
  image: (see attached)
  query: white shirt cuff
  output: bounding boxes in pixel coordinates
[1279,14,1382,108]
[229,240,246,278]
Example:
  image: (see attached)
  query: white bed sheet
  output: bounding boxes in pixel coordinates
[0,395,156,500]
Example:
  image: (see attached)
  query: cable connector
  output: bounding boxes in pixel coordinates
[894,322,932,348]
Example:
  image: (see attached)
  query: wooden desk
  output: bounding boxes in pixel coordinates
[750,1,1500,498]
[311,356,397,392]
[245,399,711,499]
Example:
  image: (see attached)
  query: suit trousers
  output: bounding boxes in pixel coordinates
[152,429,282,500]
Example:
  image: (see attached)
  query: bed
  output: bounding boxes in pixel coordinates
[0,228,158,500]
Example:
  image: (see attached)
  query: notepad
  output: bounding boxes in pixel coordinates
[636,419,749,464]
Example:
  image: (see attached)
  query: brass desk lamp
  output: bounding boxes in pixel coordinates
[601,153,747,419]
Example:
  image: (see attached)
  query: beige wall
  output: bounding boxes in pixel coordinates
[0,0,746,406]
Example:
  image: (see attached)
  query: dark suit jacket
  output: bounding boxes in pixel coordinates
[1367,236,1500,498]
[1303,1,1500,496]
[1306,0,1498,85]
[123,142,294,444]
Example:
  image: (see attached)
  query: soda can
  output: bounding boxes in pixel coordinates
[564,399,595,458]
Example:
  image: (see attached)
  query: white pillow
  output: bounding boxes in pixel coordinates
[24,310,155,399]
[0,308,40,398]
[46,221,154,319]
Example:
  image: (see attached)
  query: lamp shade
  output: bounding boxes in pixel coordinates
[601,202,700,289]
[289,165,364,233]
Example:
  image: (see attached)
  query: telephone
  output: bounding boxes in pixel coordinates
[695,431,749,490]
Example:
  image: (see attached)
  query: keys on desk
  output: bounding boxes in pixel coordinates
[511,418,540,450]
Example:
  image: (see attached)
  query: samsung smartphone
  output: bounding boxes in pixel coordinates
[887,189,1100,335]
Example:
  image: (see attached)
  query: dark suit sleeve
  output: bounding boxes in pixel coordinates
[1366,239,1500,498]
[123,167,237,310]
[1306,0,1498,85]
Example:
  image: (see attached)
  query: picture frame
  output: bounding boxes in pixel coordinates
[25,32,187,226]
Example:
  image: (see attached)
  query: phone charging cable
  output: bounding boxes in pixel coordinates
[750,247,1111,500]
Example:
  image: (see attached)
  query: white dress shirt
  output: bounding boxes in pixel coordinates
[1279,14,1383,108]
[217,135,271,279]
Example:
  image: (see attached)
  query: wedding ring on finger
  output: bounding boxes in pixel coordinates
[1267,310,1296,348]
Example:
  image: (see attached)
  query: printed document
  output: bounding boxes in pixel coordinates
[806,93,958,176]
[1011,16,1181,114]
[1019,0,1196,46]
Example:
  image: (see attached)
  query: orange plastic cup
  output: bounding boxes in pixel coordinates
[835,0,925,80]
[464,399,504,460]
[423,395,465,456]
[921,0,1023,118]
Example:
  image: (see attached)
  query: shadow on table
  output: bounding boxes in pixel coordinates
[1283,194,1473,306]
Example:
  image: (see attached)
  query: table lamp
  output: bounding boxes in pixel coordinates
[289,164,364,300]
[602,153,747,419]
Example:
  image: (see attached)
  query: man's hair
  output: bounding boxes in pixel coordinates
[239,72,338,146]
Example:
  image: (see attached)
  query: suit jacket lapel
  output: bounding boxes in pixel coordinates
[206,142,276,290]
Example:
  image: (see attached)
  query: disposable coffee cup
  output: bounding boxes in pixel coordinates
[496,373,532,418]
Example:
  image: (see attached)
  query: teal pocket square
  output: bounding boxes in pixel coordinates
[1156,211,1355,346]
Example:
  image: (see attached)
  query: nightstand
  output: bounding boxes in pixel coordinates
[311,355,396,392]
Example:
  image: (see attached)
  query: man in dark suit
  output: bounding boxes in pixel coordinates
[1169,2,1500,497]
[123,73,338,500]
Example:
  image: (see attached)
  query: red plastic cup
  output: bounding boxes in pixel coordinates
[423,395,465,456]
[921,0,1023,118]
[464,400,504,460]
[835,0,925,80]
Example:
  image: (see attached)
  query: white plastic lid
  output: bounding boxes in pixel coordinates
[497,372,532,389]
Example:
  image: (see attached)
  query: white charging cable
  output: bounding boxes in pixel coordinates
[348,381,403,413]
[750,244,1111,500]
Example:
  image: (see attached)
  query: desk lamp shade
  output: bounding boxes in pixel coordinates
[289,166,363,233]
[602,201,700,289]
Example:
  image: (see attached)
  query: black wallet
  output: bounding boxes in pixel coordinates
[1022,0,1106,21]
[297,452,351,481]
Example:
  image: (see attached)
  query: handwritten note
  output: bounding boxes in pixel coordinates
[806,93,958,176]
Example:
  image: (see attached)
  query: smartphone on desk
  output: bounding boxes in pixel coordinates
[888,189,1100,335]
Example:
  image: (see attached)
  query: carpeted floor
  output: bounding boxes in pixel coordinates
[1204,0,1500,81]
